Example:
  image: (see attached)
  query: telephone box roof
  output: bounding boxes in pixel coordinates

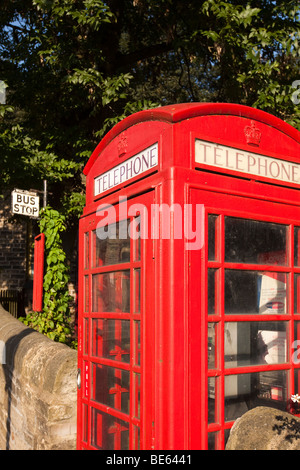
[84,102,300,175]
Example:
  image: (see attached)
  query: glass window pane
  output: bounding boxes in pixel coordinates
[225,322,288,368]
[208,215,218,261]
[92,219,130,267]
[92,271,130,312]
[293,370,300,414]
[224,429,231,448]
[208,432,219,450]
[208,377,219,424]
[92,319,130,363]
[225,370,288,422]
[133,373,141,419]
[134,269,141,313]
[294,369,300,396]
[293,322,300,367]
[84,232,89,269]
[83,318,89,355]
[295,227,300,266]
[225,217,287,265]
[208,269,218,315]
[294,275,300,314]
[225,270,287,315]
[82,404,88,443]
[133,215,141,262]
[208,323,217,369]
[91,408,129,450]
[92,363,130,415]
[84,275,89,312]
[133,321,141,366]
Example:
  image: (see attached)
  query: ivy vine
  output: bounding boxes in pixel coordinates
[20,207,77,349]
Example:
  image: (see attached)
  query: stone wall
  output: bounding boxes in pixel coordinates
[0,304,77,450]
[226,406,300,450]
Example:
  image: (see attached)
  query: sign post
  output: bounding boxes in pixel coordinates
[11,189,40,218]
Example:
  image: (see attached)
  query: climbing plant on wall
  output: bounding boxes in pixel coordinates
[20,207,77,349]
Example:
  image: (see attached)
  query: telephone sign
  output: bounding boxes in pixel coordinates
[11,189,40,218]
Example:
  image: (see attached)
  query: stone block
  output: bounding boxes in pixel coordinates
[226,406,300,450]
[0,304,77,450]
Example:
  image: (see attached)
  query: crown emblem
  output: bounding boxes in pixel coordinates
[117,134,128,157]
[244,121,262,146]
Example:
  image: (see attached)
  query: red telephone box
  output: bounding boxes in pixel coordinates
[77,103,300,450]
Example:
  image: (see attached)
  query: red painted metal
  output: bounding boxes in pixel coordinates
[78,103,300,450]
[32,233,45,312]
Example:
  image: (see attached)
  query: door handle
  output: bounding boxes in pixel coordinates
[77,368,81,390]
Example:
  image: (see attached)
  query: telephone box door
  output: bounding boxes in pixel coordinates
[190,186,300,450]
[77,191,154,450]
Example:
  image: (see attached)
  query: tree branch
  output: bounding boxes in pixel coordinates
[117,41,174,69]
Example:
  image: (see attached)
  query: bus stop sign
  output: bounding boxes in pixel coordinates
[11,189,40,218]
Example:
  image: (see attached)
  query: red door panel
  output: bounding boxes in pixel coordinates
[77,192,154,450]
[190,187,300,450]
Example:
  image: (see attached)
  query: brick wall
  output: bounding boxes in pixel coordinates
[0,198,79,316]
[0,199,27,291]
[0,304,77,450]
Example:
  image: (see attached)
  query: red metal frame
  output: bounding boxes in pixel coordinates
[78,103,300,450]
[32,233,45,312]
[77,193,155,450]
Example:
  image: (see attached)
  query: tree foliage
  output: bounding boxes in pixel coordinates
[1,1,299,345]
[0,0,299,213]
